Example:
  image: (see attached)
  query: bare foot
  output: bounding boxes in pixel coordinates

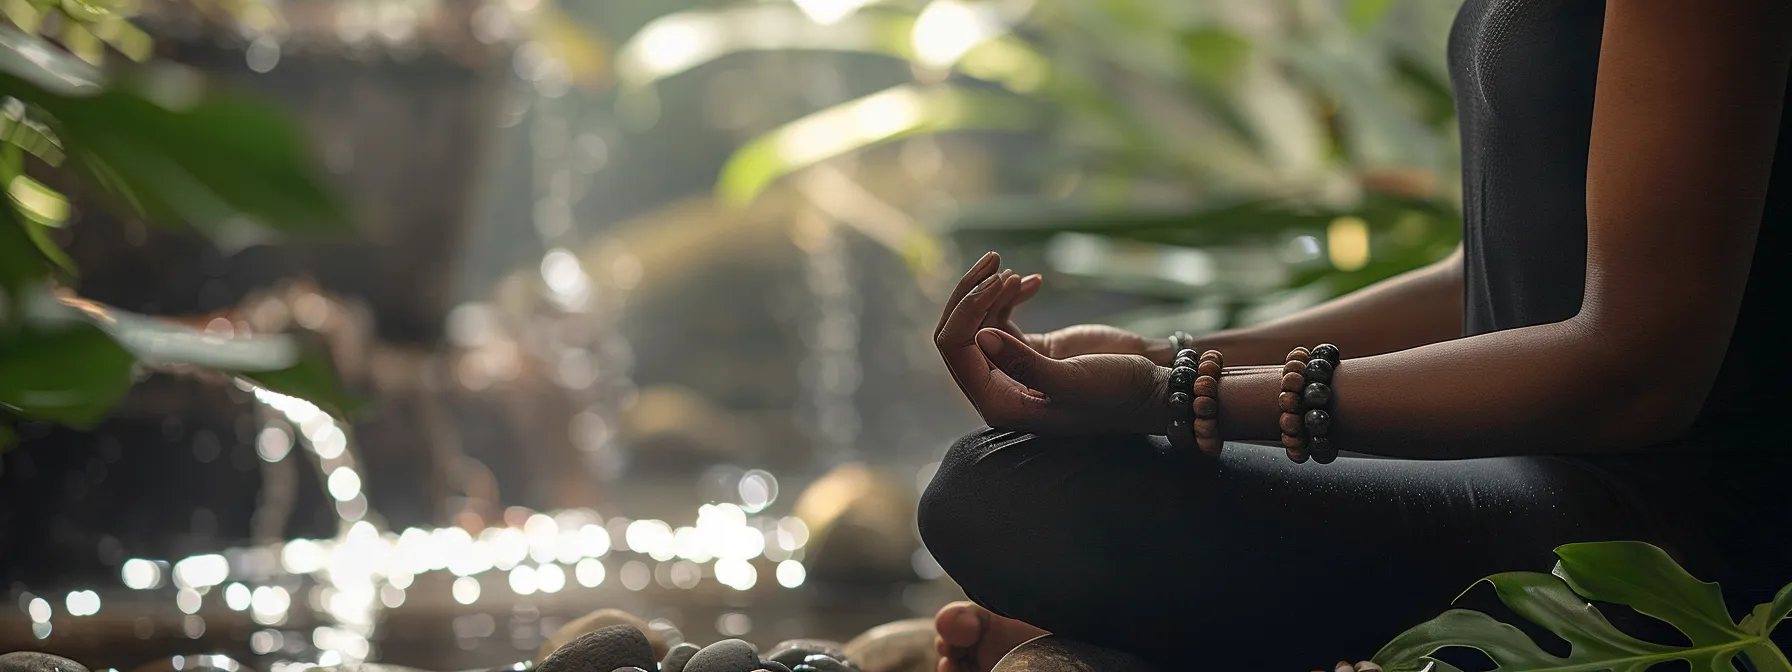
[932,601,1049,672]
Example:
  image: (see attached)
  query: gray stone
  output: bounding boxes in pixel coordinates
[538,625,658,672]
[661,643,702,672]
[989,635,1161,672]
[0,653,89,672]
[841,619,934,672]
[765,640,851,670]
[682,639,760,672]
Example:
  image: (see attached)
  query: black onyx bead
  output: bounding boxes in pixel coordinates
[1304,409,1331,437]
[1175,348,1199,363]
[1168,391,1193,413]
[1311,343,1340,364]
[1169,367,1196,388]
[1173,359,1198,372]
[1303,357,1333,384]
[1303,382,1333,408]
[1310,437,1337,464]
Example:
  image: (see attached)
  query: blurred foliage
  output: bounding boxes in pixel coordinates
[0,22,355,448]
[620,0,1465,327]
[1375,541,1792,672]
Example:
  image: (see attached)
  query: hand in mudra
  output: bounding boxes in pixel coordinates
[979,261,1173,364]
[935,253,1169,435]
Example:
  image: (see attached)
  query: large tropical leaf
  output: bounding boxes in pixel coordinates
[1373,541,1792,672]
[716,83,1038,205]
[0,28,351,236]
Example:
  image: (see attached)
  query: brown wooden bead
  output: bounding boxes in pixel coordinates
[1192,396,1218,419]
[1278,391,1302,413]
[1280,432,1305,450]
[1281,372,1305,392]
[1191,376,1219,398]
[1279,412,1304,436]
[1282,359,1306,374]
[1287,447,1311,464]
[1197,360,1222,377]
[1286,347,1310,363]
[1200,350,1224,365]
[1196,436,1223,456]
[1192,418,1218,438]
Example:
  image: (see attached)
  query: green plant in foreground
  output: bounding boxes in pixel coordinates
[1375,541,1792,672]
[1,23,356,448]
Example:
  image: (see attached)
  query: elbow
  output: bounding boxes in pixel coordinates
[1594,380,1704,449]
[1569,320,1712,449]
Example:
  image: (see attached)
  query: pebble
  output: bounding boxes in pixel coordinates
[661,643,703,672]
[990,635,1162,672]
[765,640,851,670]
[841,619,935,672]
[683,639,761,672]
[537,625,658,672]
[539,609,668,663]
[0,653,89,672]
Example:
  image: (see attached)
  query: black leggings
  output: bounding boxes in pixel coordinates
[918,428,1792,670]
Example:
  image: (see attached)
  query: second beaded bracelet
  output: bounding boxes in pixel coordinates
[1278,343,1341,464]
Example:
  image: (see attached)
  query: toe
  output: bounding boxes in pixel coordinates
[934,601,984,648]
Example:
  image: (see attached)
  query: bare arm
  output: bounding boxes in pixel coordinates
[1195,245,1464,364]
[1210,0,1789,457]
[944,0,1786,457]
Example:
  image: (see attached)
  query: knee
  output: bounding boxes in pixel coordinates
[918,428,1023,562]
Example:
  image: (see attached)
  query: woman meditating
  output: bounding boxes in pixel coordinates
[919,0,1792,670]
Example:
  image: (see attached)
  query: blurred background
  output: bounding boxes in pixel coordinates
[0,0,1464,667]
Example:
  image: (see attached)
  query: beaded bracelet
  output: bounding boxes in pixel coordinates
[1165,348,1199,455]
[1278,344,1340,464]
[1304,343,1340,464]
[1192,349,1224,456]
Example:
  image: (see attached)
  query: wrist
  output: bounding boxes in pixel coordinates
[1131,365,1173,435]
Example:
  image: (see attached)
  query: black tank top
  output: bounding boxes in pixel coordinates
[1449,0,1789,445]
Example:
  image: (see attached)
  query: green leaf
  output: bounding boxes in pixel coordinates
[1374,609,1564,671]
[0,25,104,97]
[0,196,56,290]
[1741,583,1792,637]
[81,305,360,419]
[0,37,352,236]
[0,315,134,428]
[48,78,353,235]
[0,421,14,451]
[1552,541,1742,648]
[1376,542,1792,672]
[717,84,1038,205]
[241,346,360,420]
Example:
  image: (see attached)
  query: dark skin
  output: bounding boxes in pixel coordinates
[936,0,1790,460]
[932,4,1790,668]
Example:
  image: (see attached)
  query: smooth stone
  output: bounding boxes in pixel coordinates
[0,653,89,672]
[756,662,792,672]
[538,625,658,672]
[662,643,703,672]
[1303,382,1332,408]
[790,657,857,672]
[613,669,649,672]
[841,619,935,672]
[989,635,1162,672]
[683,639,761,672]
[538,609,668,663]
[765,640,851,670]
[1311,343,1340,363]
[320,666,439,672]
[1304,357,1333,384]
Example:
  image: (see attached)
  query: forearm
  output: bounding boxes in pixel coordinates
[1207,315,1687,459]
[1195,247,1464,365]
